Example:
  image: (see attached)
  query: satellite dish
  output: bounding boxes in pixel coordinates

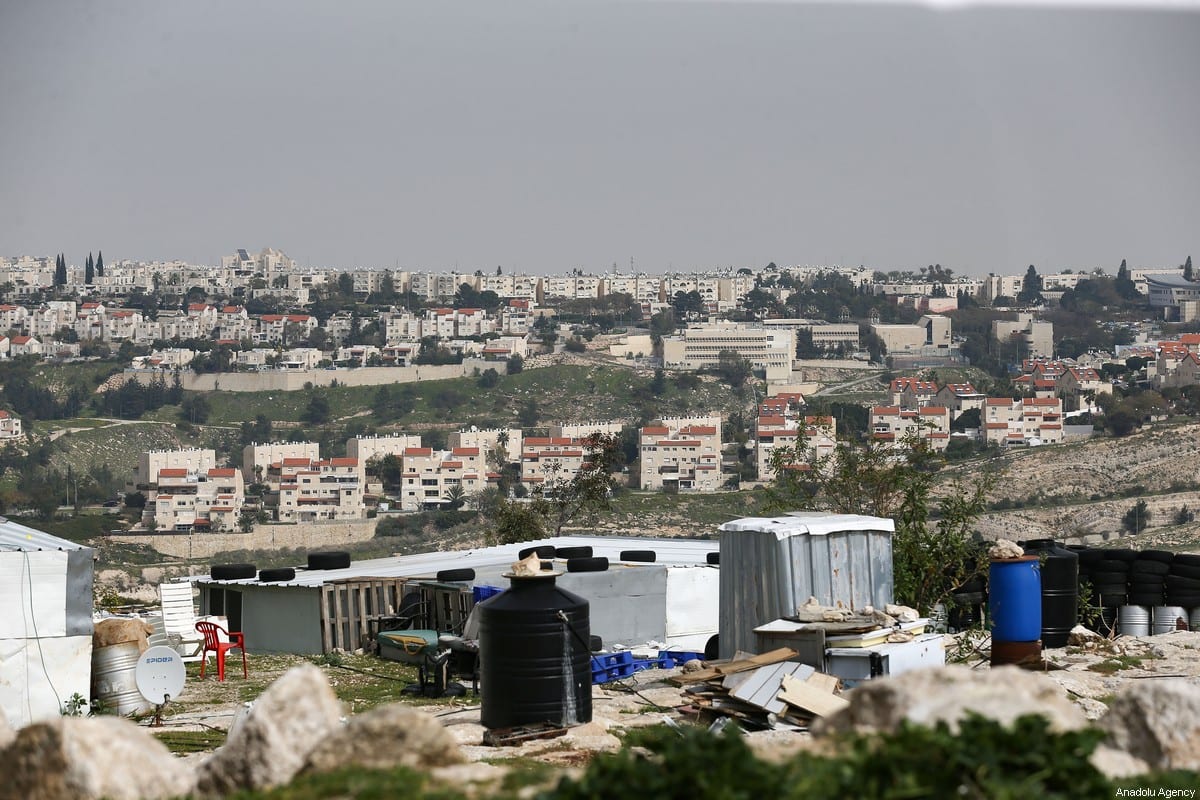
[135,646,186,706]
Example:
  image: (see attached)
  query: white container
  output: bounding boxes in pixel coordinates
[1190,607,1200,632]
[1118,605,1151,637]
[1152,606,1187,635]
[825,633,946,688]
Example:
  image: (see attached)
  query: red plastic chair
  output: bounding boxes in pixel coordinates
[195,621,248,681]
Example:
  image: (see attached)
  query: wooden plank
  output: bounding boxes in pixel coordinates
[671,648,798,686]
[806,671,841,694]
[333,585,345,651]
[357,586,369,645]
[321,585,333,653]
[777,674,849,718]
[730,663,814,715]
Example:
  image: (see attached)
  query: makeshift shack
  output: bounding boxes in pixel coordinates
[718,513,894,658]
[0,518,94,727]
[195,535,719,655]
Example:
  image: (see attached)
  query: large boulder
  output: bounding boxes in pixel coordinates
[195,664,342,796]
[0,716,195,800]
[93,619,154,653]
[1100,679,1200,771]
[303,704,464,774]
[814,665,1086,737]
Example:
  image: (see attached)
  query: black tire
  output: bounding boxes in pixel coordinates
[1129,592,1164,607]
[1106,549,1138,562]
[307,551,351,570]
[589,635,603,652]
[1076,549,1105,564]
[1165,594,1200,608]
[955,579,985,593]
[706,552,720,565]
[1095,560,1131,574]
[540,561,555,571]
[620,550,656,562]
[1131,560,1171,577]
[1138,550,1175,564]
[1170,564,1200,580]
[567,556,608,573]
[951,591,985,605]
[1129,581,1166,594]
[437,568,475,582]
[519,545,557,560]
[1091,582,1129,595]
[211,563,257,580]
[1172,553,1200,568]
[258,567,296,583]
[1088,571,1129,585]
[1095,592,1128,607]
[555,546,593,559]
[704,634,720,661]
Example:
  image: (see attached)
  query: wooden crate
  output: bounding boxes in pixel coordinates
[321,577,411,653]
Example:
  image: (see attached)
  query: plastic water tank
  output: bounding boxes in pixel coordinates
[1023,539,1078,648]
[478,572,591,729]
[989,556,1042,644]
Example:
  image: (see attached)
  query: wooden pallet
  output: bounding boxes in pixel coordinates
[320,577,410,653]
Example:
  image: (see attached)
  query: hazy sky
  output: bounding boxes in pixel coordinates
[1,1,1197,276]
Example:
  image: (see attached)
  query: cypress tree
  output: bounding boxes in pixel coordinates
[1185,255,1194,282]
[85,254,94,285]
[95,250,104,278]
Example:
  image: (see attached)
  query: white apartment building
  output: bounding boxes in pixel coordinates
[762,319,860,353]
[133,448,218,491]
[870,406,952,452]
[662,323,794,382]
[982,397,1065,446]
[147,467,245,532]
[0,410,23,439]
[276,457,365,523]
[448,428,519,464]
[993,313,1054,359]
[398,446,490,511]
[242,441,322,484]
[755,414,836,481]
[521,437,588,488]
[639,422,723,492]
[346,434,424,466]
[548,421,626,440]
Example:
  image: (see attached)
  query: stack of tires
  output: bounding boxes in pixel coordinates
[1073,547,1116,635]
[1166,553,1200,611]
[948,576,986,632]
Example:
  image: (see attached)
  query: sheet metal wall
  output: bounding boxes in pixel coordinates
[718,515,893,658]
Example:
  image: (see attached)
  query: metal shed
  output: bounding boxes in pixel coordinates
[0,518,95,727]
[194,535,719,655]
[718,512,894,658]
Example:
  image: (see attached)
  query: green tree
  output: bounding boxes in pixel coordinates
[1122,499,1151,534]
[477,368,500,388]
[1184,255,1194,282]
[506,353,524,374]
[486,497,548,545]
[532,433,622,536]
[715,350,753,388]
[1017,264,1043,305]
[517,398,540,427]
[180,394,211,424]
[85,253,94,285]
[302,393,331,425]
[767,430,991,614]
[95,250,104,278]
[1115,259,1139,300]
[337,272,354,298]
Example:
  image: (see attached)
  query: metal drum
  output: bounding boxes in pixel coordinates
[1152,605,1187,635]
[92,642,152,716]
[1118,605,1151,637]
[1023,540,1078,648]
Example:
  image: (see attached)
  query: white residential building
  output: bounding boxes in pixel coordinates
[639,421,723,492]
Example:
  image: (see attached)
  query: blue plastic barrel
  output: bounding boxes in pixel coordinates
[989,557,1042,643]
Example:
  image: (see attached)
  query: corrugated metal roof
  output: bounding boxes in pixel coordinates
[0,517,92,552]
[196,535,718,588]
[719,512,894,538]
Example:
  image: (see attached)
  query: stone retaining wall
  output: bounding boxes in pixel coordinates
[125,359,500,392]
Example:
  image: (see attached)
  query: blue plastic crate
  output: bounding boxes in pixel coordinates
[472,585,504,603]
[656,650,705,669]
[590,651,635,684]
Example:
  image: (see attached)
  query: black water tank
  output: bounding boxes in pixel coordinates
[1023,539,1078,648]
[478,573,592,729]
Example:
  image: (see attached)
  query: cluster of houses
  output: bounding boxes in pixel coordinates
[131,415,727,531]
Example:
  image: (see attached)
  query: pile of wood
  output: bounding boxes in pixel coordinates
[670,647,848,731]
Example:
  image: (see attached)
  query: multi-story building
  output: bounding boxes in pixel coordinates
[870,406,952,451]
[755,413,836,481]
[242,441,321,484]
[0,410,23,439]
[397,446,490,511]
[521,437,588,488]
[274,457,365,522]
[346,434,424,466]
[448,428,520,465]
[982,397,1065,446]
[147,466,245,532]
[639,421,723,492]
[993,313,1054,359]
[891,378,938,409]
[762,319,860,353]
[662,323,794,382]
[133,448,218,493]
[934,383,988,419]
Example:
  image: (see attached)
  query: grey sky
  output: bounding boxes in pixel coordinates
[1,1,1197,277]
